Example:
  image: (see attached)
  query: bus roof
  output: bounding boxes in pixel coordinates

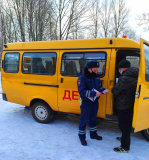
[3,38,140,51]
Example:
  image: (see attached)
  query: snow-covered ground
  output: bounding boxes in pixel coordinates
[0,82,149,160]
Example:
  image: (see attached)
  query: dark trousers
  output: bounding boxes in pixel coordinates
[118,110,133,150]
[79,101,99,141]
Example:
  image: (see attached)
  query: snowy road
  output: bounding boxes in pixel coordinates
[0,95,149,160]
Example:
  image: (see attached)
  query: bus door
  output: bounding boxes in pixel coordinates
[58,50,111,118]
[133,39,149,132]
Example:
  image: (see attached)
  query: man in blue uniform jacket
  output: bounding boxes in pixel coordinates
[77,61,108,146]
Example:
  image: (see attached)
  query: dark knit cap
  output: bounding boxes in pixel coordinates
[117,60,131,68]
[86,61,100,68]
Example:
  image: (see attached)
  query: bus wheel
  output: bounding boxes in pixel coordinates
[32,101,55,123]
[141,129,149,141]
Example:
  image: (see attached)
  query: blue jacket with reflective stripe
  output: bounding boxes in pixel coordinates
[77,67,105,102]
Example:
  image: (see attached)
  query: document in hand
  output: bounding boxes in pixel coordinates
[102,89,109,94]
[87,88,98,102]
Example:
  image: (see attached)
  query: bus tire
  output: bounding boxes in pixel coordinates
[141,129,149,141]
[32,101,55,123]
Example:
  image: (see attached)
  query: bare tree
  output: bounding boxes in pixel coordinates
[10,0,26,42]
[89,0,130,38]
[137,13,149,31]
[2,0,55,42]
[0,0,133,54]
[111,0,130,37]
[89,0,101,38]
[0,1,19,46]
[52,0,90,40]
[25,0,54,41]
[99,0,112,38]
[0,4,7,45]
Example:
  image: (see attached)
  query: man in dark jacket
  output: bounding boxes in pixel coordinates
[112,60,139,153]
[77,61,108,146]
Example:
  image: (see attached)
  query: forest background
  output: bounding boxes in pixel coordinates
[0,0,148,55]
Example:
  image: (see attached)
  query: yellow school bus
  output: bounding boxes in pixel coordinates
[1,38,149,141]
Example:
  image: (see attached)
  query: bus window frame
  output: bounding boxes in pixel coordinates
[143,43,149,82]
[21,52,57,76]
[60,51,107,77]
[4,52,20,73]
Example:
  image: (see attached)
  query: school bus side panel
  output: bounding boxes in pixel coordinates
[1,51,58,111]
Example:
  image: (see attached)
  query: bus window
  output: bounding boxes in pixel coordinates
[61,52,106,77]
[85,52,106,77]
[4,53,20,73]
[22,52,57,75]
[126,56,140,68]
[144,43,149,82]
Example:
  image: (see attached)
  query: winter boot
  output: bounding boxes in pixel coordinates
[91,135,102,140]
[116,137,121,141]
[80,140,87,146]
[113,146,130,153]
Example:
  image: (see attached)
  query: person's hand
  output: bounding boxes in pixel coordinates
[103,91,108,95]
[96,92,102,97]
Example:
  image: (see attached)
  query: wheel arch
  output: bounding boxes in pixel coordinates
[30,98,53,110]
[31,98,55,123]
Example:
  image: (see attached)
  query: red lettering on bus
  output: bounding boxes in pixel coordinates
[72,91,79,100]
[63,90,71,101]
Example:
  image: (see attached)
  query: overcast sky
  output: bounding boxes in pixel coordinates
[126,0,149,41]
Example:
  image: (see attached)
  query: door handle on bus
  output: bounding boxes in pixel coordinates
[61,78,63,83]
[143,97,149,100]
[109,80,114,86]
[135,85,141,98]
